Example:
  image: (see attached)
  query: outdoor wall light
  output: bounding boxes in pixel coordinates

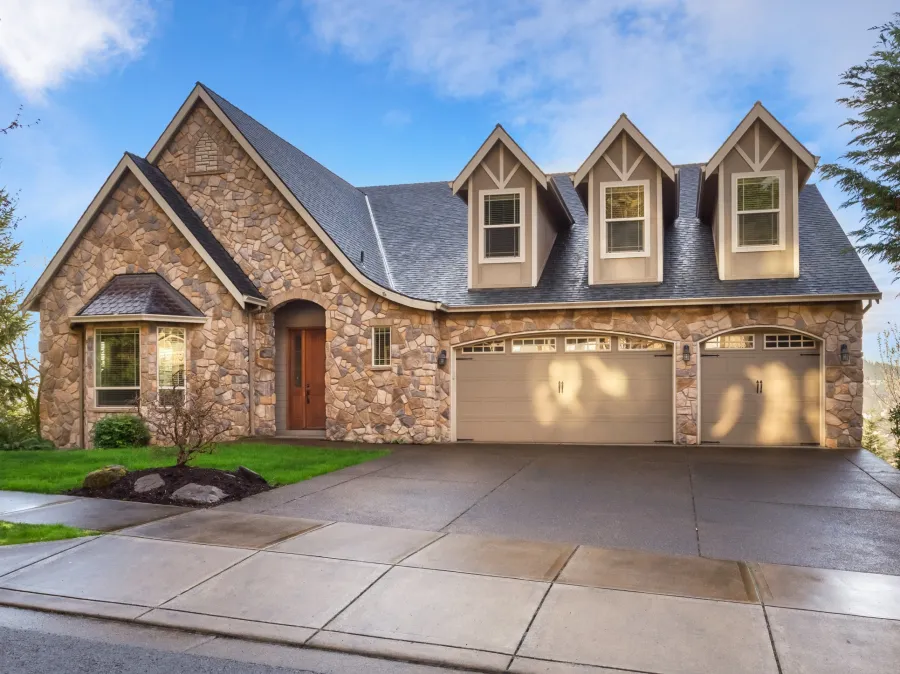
[682,344,691,362]
[437,349,448,367]
[840,343,850,364]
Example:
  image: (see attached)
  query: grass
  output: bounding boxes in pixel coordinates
[0,443,389,495]
[0,521,98,546]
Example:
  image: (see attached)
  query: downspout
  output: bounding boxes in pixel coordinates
[77,325,86,448]
[247,307,255,437]
[862,299,876,314]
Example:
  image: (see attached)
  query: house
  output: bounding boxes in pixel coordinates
[25,84,880,449]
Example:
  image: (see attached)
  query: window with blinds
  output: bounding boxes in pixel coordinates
[604,184,645,254]
[96,328,140,407]
[372,326,391,367]
[157,327,186,405]
[737,175,780,247]
[483,192,521,259]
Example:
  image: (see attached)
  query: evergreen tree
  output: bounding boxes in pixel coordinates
[819,14,900,277]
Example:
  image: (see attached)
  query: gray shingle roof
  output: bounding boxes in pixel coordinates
[127,153,265,301]
[77,273,204,318]
[362,166,879,306]
[200,85,392,290]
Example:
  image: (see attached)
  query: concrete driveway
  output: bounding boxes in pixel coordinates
[223,443,900,575]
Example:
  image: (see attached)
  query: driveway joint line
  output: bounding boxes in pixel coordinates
[438,456,539,532]
[156,548,261,610]
[0,534,100,581]
[686,461,702,556]
[509,654,661,674]
[509,580,552,661]
[746,563,785,674]
[698,494,900,514]
[316,561,393,633]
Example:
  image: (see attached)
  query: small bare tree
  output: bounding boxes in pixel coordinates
[873,323,900,466]
[141,373,232,466]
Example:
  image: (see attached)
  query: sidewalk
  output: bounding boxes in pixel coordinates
[1,505,899,673]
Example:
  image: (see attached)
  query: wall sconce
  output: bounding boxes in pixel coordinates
[437,349,448,367]
[682,344,691,363]
[840,343,850,364]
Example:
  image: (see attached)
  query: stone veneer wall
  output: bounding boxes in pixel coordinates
[38,173,251,447]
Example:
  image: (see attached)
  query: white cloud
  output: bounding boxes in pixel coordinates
[0,0,156,98]
[302,0,898,352]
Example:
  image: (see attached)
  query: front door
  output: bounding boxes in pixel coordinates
[288,328,326,430]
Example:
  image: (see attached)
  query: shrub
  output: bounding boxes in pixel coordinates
[0,415,53,451]
[93,414,150,449]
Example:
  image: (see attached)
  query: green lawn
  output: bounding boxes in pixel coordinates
[0,443,389,494]
[0,521,98,546]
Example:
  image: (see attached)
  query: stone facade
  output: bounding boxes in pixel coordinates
[37,100,865,449]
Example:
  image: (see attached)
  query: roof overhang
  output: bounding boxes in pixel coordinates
[439,291,882,313]
[145,84,440,313]
[450,125,548,195]
[573,115,676,186]
[22,154,257,312]
[70,313,208,325]
[703,102,818,177]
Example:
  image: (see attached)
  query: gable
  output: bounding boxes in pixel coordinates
[451,125,548,195]
[574,116,676,186]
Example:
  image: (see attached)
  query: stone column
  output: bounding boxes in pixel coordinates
[253,310,276,436]
[824,305,864,448]
[675,339,698,444]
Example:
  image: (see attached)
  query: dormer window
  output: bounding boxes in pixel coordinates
[600,180,650,258]
[734,171,783,250]
[480,189,523,262]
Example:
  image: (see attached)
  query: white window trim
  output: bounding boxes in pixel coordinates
[461,340,505,354]
[511,337,556,353]
[599,179,651,259]
[157,327,187,405]
[565,336,611,352]
[95,327,141,407]
[732,169,786,253]
[372,326,392,367]
[763,333,816,350]
[706,334,755,350]
[479,187,526,264]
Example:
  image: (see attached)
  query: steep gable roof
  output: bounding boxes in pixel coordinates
[450,125,548,194]
[704,102,817,176]
[23,154,265,311]
[573,114,676,185]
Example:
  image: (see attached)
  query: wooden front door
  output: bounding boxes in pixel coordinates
[288,328,326,430]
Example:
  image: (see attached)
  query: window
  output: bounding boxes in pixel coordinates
[96,328,140,407]
[764,334,816,350]
[157,327,186,406]
[461,341,505,354]
[618,337,666,351]
[706,334,755,350]
[603,183,646,255]
[565,336,610,352]
[482,191,522,261]
[372,326,391,367]
[511,337,556,353]
[736,174,781,248]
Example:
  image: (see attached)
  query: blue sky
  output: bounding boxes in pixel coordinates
[0,0,896,354]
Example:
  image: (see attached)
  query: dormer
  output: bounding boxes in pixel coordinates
[573,116,677,285]
[699,103,818,280]
[452,126,570,290]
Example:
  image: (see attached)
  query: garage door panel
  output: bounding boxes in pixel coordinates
[456,343,673,444]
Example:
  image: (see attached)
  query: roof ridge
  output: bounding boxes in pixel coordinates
[197,83,365,198]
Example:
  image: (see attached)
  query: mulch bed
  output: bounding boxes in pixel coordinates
[68,465,272,506]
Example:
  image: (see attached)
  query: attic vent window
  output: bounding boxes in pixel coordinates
[193,133,219,173]
[481,190,523,262]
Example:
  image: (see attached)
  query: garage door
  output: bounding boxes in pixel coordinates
[455,334,673,444]
[700,330,821,445]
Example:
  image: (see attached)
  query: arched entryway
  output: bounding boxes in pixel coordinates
[699,327,823,446]
[274,300,326,433]
[452,330,675,444]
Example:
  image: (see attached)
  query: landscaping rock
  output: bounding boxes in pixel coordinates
[236,465,266,483]
[83,465,127,490]
[171,483,227,505]
[133,473,165,494]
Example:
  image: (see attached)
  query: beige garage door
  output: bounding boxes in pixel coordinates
[455,334,673,444]
[700,330,821,445]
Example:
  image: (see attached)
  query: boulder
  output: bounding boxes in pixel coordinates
[83,465,127,490]
[171,483,227,505]
[133,473,165,494]
[236,465,266,483]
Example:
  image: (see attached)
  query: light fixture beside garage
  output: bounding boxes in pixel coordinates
[682,344,691,362]
[437,350,447,367]
[840,343,850,364]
